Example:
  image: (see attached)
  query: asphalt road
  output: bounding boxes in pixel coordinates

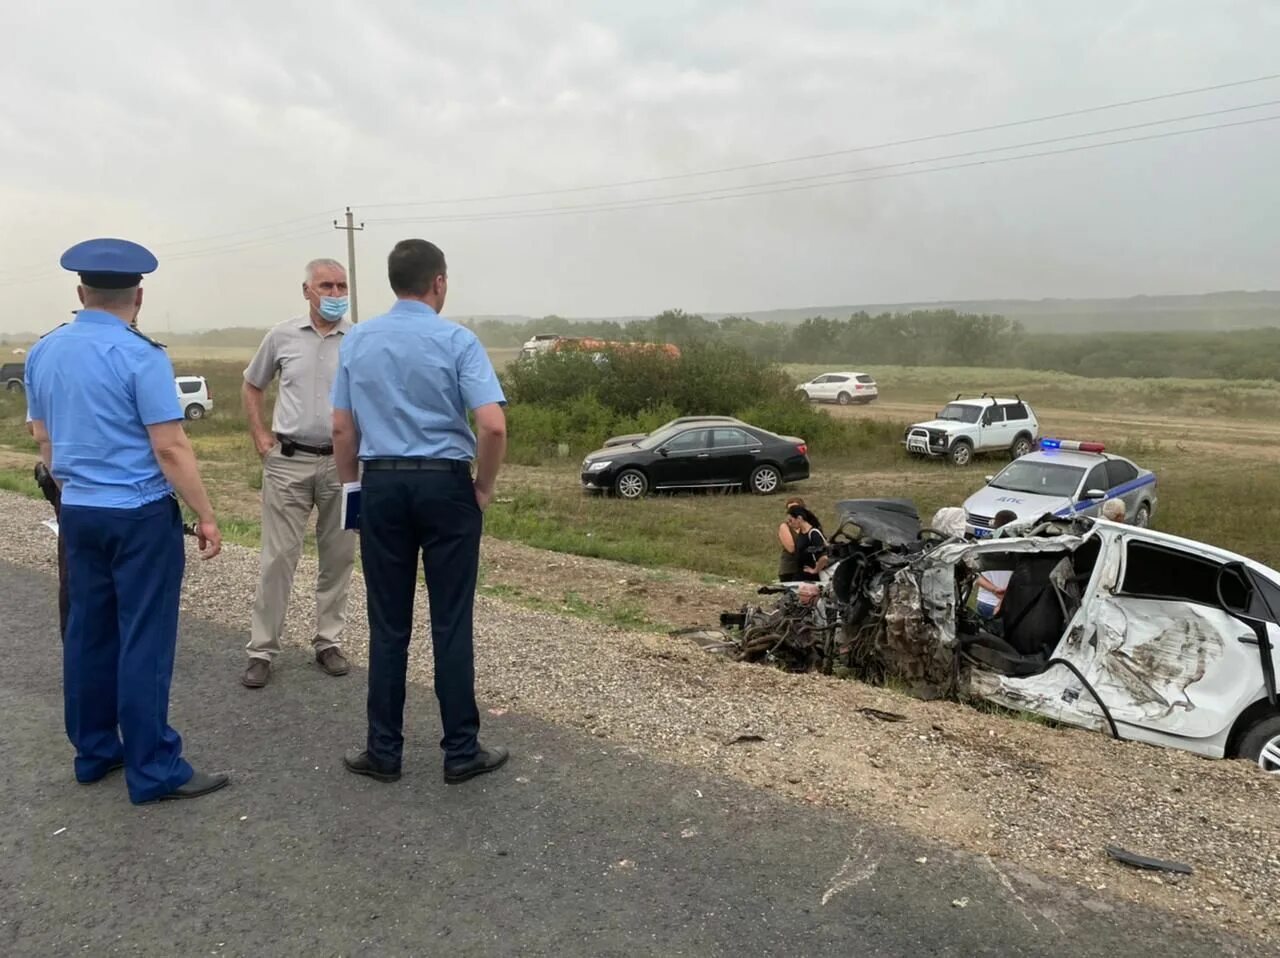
[0,560,1265,957]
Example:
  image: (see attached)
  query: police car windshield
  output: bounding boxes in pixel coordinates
[938,403,981,424]
[990,460,1085,498]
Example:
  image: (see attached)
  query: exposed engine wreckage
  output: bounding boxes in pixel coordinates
[693,499,1280,768]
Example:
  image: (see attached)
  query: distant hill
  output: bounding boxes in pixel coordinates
[6,291,1280,342]
[451,291,1280,335]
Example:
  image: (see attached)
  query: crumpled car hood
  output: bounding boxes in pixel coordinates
[834,499,922,545]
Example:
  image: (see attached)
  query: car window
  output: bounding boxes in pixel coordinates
[663,429,712,453]
[989,460,1085,497]
[810,375,830,384]
[1120,541,1227,608]
[984,406,1005,424]
[829,375,848,383]
[712,428,755,448]
[178,380,201,394]
[855,375,875,384]
[1105,459,1139,488]
[1083,464,1108,494]
[1004,402,1028,420]
[938,403,981,424]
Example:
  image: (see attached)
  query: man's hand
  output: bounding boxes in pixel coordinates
[195,517,222,559]
[253,430,277,458]
[474,482,494,512]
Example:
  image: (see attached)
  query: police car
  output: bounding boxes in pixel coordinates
[963,438,1157,537]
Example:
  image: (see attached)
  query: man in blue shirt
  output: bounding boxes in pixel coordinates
[25,237,229,805]
[332,238,509,784]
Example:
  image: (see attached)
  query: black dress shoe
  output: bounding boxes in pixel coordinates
[154,769,230,801]
[444,745,509,784]
[343,748,401,783]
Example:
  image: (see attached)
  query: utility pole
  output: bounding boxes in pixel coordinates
[333,207,365,323]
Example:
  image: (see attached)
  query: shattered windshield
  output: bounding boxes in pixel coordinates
[989,460,1085,497]
[937,403,982,424]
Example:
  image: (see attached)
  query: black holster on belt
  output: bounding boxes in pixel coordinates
[34,462,60,512]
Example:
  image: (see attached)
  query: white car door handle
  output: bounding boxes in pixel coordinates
[696,453,710,459]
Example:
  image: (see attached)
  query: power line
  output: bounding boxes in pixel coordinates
[357,71,1280,209]
[362,112,1280,227]
[364,99,1280,223]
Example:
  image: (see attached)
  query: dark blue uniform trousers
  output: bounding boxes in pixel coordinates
[60,495,193,804]
[359,464,482,769]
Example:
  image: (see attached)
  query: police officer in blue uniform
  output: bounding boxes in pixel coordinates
[331,238,510,784]
[24,238,230,804]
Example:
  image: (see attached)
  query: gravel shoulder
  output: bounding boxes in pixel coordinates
[4,490,1276,945]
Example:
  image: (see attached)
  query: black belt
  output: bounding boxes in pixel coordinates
[363,458,470,473]
[277,435,333,456]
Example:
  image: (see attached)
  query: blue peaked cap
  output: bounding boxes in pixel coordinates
[60,237,158,288]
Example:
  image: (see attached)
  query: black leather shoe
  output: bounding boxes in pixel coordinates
[154,769,230,801]
[242,659,270,689]
[343,748,401,783]
[444,745,509,784]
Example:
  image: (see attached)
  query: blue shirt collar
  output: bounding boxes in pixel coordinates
[74,309,129,327]
[388,299,440,317]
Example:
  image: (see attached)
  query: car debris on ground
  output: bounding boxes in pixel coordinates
[694,498,1280,772]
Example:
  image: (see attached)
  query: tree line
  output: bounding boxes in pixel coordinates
[468,309,1280,381]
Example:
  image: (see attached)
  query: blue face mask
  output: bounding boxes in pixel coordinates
[318,296,348,321]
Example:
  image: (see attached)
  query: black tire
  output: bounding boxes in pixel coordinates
[836,391,852,406]
[1010,434,1033,459]
[800,390,812,402]
[614,468,648,500]
[749,464,782,495]
[949,439,974,467]
[5,380,22,393]
[1236,713,1280,774]
[184,404,205,421]
[1133,502,1152,528]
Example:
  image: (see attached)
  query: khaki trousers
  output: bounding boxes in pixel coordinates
[247,446,356,661]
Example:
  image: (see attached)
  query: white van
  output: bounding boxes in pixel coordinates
[175,376,213,420]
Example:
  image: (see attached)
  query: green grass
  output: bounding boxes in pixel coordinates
[478,581,659,632]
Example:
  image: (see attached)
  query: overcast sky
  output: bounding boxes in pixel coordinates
[3,0,1279,334]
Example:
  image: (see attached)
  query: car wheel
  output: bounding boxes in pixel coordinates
[1133,502,1151,528]
[837,391,852,406]
[5,380,22,393]
[614,469,648,500]
[949,440,973,467]
[185,404,205,421]
[1010,435,1033,459]
[800,390,812,402]
[1237,714,1280,774]
[749,464,782,495]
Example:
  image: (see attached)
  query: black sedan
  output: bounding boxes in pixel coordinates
[581,421,810,499]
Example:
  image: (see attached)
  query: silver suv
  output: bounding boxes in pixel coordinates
[904,395,1039,466]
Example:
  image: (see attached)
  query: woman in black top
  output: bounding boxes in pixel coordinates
[777,496,808,580]
[786,505,828,582]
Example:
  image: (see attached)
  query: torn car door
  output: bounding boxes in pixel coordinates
[970,532,1265,757]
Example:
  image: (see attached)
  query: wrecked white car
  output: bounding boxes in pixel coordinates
[713,500,1280,772]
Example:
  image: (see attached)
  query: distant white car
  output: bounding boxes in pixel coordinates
[796,371,878,405]
[175,376,212,420]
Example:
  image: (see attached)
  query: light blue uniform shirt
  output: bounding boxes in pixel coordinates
[331,300,506,461]
[25,310,183,508]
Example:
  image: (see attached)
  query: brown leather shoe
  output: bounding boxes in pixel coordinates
[316,646,349,676]
[241,659,270,689]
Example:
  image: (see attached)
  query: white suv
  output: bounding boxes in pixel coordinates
[796,371,878,405]
[175,376,213,420]
[904,395,1039,466]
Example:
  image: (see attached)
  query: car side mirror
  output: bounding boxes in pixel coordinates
[984,475,994,484]
[1081,488,1106,501]
[658,447,669,457]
